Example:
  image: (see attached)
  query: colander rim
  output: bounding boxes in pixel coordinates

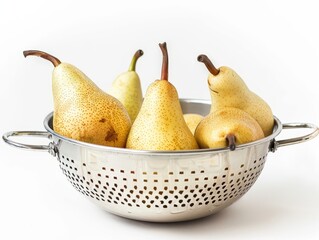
[43,98,282,156]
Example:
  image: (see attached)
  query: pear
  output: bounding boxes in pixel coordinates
[23,50,131,148]
[126,43,199,151]
[183,113,204,135]
[109,50,143,122]
[195,107,264,150]
[197,55,274,136]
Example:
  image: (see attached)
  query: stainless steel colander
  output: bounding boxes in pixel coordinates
[3,99,319,222]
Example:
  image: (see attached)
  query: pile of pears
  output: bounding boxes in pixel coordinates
[24,42,274,151]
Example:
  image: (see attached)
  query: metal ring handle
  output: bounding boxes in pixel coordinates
[2,131,56,156]
[271,123,319,152]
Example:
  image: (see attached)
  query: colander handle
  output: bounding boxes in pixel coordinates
[2,131,56,156]
[271,123,319,152]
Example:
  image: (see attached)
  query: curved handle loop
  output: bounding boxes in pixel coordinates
[271,123,319,152]
[2,131,56,156]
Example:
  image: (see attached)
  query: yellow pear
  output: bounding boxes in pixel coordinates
[23,50,131,148]
[126,43,199,151]
[198,55,274,136]
[183,113,204,135]
[195,107,264,150]
[109,50,143,122]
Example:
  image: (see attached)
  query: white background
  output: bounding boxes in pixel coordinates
[1,0,319,239]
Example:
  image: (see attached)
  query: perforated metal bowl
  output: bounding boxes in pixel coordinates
[3,99,319,222]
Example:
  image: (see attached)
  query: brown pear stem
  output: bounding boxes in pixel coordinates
[226,134,236,151]
[128,49,144,71]
[23,50,61,67]
[197,54,219,76]
[159,42,168,81]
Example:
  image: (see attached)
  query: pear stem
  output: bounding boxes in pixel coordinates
[197,54,219,76]
[128,49,144,71]
[226,134,236,151]
[23,50,61,67]
[159,42,168,81]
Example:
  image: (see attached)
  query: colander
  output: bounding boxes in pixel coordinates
[3,99,319,222]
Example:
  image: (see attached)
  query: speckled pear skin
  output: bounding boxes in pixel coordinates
[208,66,274,136]
[195,107,265,149]
[183,113,204,135]
[109,70,143,122]
[52,63,131,148]
[126,80,199,150]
